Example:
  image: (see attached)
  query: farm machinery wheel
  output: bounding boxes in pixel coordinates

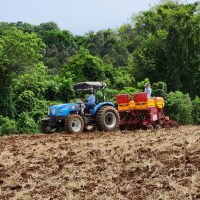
[147,124,154,130]
[155,124,161,129]
[96,106,120,132]
[65,114,84,134]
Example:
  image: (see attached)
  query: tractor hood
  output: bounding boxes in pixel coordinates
[48,103,77,117]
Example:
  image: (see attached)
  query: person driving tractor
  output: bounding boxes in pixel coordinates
[85,90,96,113]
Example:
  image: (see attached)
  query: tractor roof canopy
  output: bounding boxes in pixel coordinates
[74,82,106,91]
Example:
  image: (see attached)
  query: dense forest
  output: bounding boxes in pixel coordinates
[0,1,200,135]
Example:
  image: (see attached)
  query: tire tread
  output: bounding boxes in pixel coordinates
[96,106,119,131]
[66,114,84,134]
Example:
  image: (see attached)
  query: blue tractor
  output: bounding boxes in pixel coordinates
[41,82,120,133]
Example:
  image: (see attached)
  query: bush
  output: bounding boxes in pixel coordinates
[192,96,200,125]
[17,112,40,134]
[105,88,120,102]
[152,82,167,97]
[13,63,49,99]
[120,87,140,95]
[16,90,36,114]
[30,99,49,123]
[166,91,193,125]
[137,78,150,90]
[0,115,17,136]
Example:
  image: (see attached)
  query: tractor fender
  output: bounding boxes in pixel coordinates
[92,102,114,116]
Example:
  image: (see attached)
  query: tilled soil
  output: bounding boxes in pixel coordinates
[0,126,200,200]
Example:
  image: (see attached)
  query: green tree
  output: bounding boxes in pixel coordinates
[129,2,200,97]
[192,96,200,125]
[17,112,40,134]
[35,22,59,34]
[63,47,105,82]
[13,63,49,99]
[0,115,17,136]
[84,29,129,67]
[15,90,36,114]
[166,91,193,125]
[42,29,77,74]
[152,82,167,97]
[137,78,150,91]
[0,28,45,117]
[54,72,75,101]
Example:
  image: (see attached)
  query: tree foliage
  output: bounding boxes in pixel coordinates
[192,96,200,125]
[17,112,40,134]
[166,91,193,125]
[0,1,199,135]
[0,115,17,136]
[129,2,200,97]
[0,28,45,117]
[63,47,106,82]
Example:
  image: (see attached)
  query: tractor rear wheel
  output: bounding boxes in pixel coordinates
[96,106,120,132]
[65,114,84,134]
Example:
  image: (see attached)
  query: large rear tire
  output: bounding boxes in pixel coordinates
[66,114,84,134]
[96,106,120,132]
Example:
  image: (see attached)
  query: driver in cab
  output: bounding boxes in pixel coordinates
[86,90,96,113]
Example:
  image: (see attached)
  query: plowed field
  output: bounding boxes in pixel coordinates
[0,126,200,200]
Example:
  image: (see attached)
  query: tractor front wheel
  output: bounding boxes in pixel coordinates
[66,114,84,134]
[96,106,120,132]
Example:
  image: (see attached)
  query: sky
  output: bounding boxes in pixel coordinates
[0,0,198,35]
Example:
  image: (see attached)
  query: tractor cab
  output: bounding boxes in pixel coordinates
[74,82,107,115]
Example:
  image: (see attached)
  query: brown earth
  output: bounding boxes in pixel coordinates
[0,126,200,200]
